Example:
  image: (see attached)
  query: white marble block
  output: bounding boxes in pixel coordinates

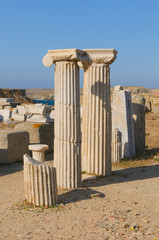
[0,109,12,122]
[112,88,136,159]
[0,98,14,103]
[81,49,117,176]
[112,128,122,163]
[17,105,27,115]
[26,105,53,123]
[24,154,58,206]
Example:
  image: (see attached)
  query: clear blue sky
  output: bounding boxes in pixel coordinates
[0,0,159,89]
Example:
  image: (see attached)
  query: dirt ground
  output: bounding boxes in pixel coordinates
[0,112,159,240]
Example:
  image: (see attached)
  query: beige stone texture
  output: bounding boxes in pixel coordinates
[29,144,49,163]
[114,85,123,91]
[0,109,12,122]
[111,128,122,163]
[132,94,145,154]
[24,154,58,206]
[153,103,159,114]
[43,49,90,68]
[0,130,29,164]
[145,100,151,111]
[43,49,89,189]
[81,49,117,176]
[0,98,14,103]
[54,61,81,188]
[112,89,136,159]
[15,122,54,153]
[26,105,53,123]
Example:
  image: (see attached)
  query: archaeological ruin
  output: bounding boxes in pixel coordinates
[0,48,154,207]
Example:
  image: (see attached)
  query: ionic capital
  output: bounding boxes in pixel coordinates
[83,49,118,65]
[42,48,90,68]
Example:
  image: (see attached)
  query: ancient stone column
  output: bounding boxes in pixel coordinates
[43,49,89,188]
[81,49,117,176]
[24,154,58,207]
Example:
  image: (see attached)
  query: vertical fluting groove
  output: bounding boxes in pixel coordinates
[54,61,81,189]
[111,128,122,163]
[82,63,111,176]
[23,155,58,207]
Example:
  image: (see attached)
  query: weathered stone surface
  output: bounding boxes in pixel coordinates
[24,154,58,206]
[0,98,14,103]
[0,130,29,164]
[43,49,90,68]
[0,109,12,122]
[54,61,81,188]
[112,128,122,163]
[114,85,123,91]
[15,122,54,153]
[132,94,145,154]
[16,105,27,115]
[43,49,89,189]
[83,49,117,64]
[26,105,53,123]
[81,49,117,176]
[112,88,135,159]
[29,144,49,163]
[145,100,151,111]
[153,103,159,114]
[50,110,55,119]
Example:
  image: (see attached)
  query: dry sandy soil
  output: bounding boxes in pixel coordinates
[0,112,159,240]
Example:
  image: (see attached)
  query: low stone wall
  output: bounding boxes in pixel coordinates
[0,130,29,164]
[15,122,54,154]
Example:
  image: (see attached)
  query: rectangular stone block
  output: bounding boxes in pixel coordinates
[0,130,29,164]
[12,112,26,122]
[112,88,136,159]
[15,122,54,153]
[0,109,12,122]
[153,103,159,114]
[0,98,14,103]
[17,105,27,115]
[26,105,51,116]
[132,94,145,154]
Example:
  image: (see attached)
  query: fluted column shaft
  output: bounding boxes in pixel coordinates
[111,128,122,163]
[54,61,81,188]
[32,151,45,163]
[82,63,111,176]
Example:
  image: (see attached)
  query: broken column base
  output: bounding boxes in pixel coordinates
[24,154,58,206]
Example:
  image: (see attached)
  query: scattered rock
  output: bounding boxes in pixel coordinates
[124,223,130,228]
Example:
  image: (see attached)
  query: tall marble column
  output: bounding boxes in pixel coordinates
[82,49,117,176]
[43,49,89,188]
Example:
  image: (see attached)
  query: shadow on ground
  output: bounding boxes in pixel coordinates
[83,164,159,188]
[0,163,23,177]
[58,163,159,204]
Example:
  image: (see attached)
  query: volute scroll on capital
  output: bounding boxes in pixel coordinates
[83,49,118,65]
[42,48,90,68]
